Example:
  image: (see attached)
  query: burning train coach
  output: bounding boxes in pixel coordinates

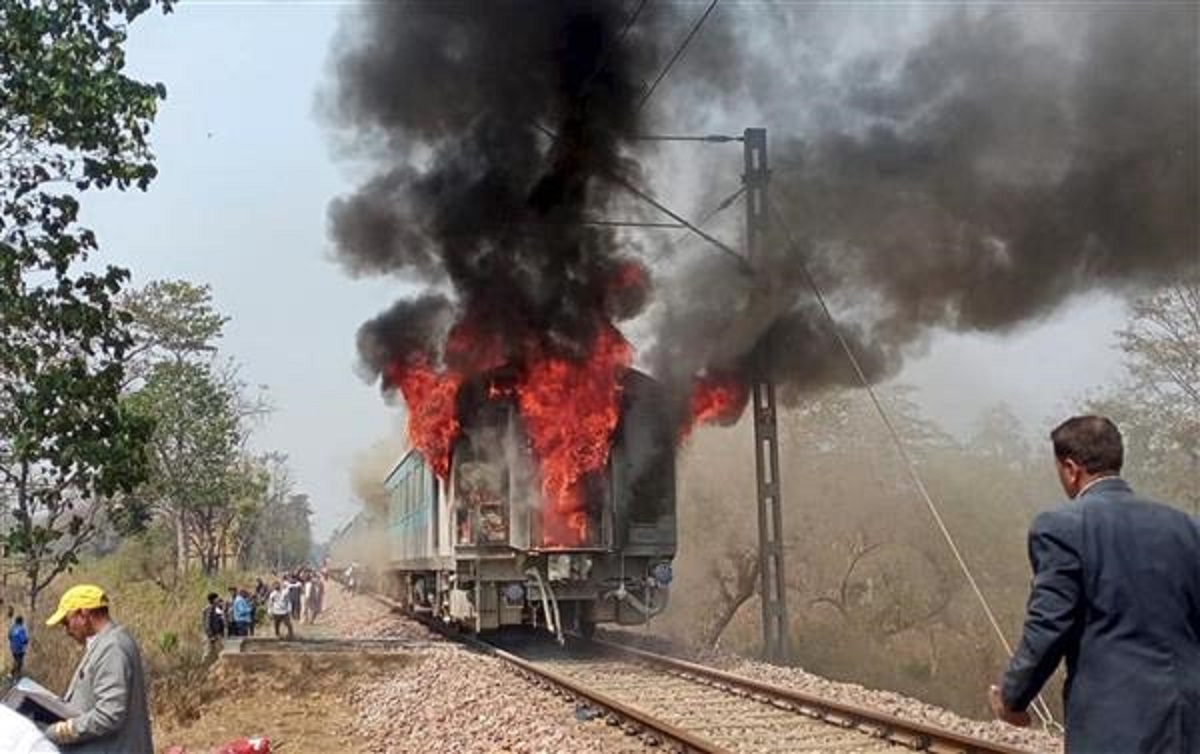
[373,369,677,638]
[322,1,753,636]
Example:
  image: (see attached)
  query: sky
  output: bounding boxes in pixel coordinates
[80,2,1132,539]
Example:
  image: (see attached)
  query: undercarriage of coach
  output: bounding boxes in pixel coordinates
[400,549,674,640]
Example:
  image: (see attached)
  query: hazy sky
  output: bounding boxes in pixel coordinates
[81,2,1132,538]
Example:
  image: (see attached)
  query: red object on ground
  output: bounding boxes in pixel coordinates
[216,738,271,754]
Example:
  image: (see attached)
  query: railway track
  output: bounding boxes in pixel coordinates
[362,591,1033,754]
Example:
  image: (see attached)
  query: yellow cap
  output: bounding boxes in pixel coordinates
[46,585,109,626]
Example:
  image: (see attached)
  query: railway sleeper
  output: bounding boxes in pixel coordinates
[823,711,856,728]
[856,721,889,738]
[885,730,926,749]
[639,732,663,747]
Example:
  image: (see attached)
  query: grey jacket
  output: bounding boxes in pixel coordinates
[61,622,153,754]
[1002,478,1200,753]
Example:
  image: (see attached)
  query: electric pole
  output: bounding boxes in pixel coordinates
[613,125,790,662]
[743,127,789,663]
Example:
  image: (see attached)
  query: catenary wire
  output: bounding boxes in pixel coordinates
[647,185,746,265]
[580,0,651,96]
[611,174,748,271]
[637,0,721,113]
[530,120,745,269]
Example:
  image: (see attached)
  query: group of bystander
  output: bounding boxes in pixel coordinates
[203,569,326,651]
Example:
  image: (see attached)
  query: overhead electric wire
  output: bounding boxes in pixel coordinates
[525,3,740,268]
[581,0,651,95]
[765,195,1063,733]
[637,0,721,113]
[646,184,746,266]
[530,120,744,268]
[612,175,748,271]
[580,219,685,229]
[633,134,743,143]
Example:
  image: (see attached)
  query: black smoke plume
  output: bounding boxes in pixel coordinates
[328,2,1197,406]
[327,2,665,383]
[648,4,1198,399]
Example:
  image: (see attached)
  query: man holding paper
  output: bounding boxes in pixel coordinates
[44,585,153,753]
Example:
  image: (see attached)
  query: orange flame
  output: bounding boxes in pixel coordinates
[517,326,632,547]
[681,372,749,439]
[388,306,743,549]
[386,356,462,479]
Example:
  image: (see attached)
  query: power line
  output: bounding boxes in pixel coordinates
[580,219,685,229]
[765,194,1063,733]
[649,184,746,265]
[637,0,720,112]
[531,120,745,269]
[611,174,748,271]
[633,134,743,143]
[581,0,651,95]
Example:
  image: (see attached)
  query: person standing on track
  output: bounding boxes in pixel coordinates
[268,580,294,640]
[990,415,1200,753]
[286,573,303,622]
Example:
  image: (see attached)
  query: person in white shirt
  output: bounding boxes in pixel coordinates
[267,581,293,640]
[0,703,61,754]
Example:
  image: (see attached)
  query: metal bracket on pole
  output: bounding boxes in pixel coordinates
[744,127,789,664]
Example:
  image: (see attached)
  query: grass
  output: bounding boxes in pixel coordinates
[3,540,273,725]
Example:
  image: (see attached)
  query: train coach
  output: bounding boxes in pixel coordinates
[374,369,677,639]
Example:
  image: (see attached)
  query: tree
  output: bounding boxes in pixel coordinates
[237,455,313,570]
[698,542,759,650]
[119,278,237,572]
[969,403,1032,469]
[1089,279,1200,513]
[125,360,245,576]
[0,0,171,611]
[121,279,228,386]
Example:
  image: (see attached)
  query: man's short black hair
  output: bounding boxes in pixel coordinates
[14,615,23,624]
[1051,415,1124,473]
[207,592,219,603]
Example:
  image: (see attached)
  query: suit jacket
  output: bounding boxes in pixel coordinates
[1002,478,1200,753]
[61,622,153,754]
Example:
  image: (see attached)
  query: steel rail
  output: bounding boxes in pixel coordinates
[489,643,728,754]
[590,638,1033,754]
[358,590,1032,754]
[362,591,723,752]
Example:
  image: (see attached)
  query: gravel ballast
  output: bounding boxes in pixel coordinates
[322,587,1061,753]
[598,627,1063,754]
[323,588,651,753]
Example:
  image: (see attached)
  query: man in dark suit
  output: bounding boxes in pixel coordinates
[990,415,1200,753]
